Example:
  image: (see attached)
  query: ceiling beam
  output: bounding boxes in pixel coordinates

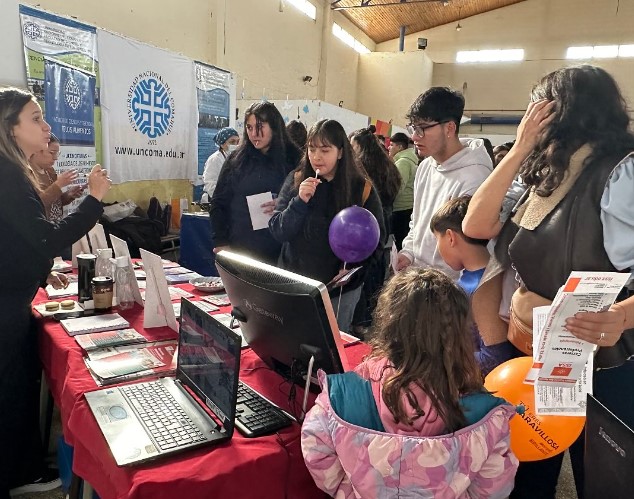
[332,0,439,10]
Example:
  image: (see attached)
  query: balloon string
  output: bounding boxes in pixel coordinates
[335,262,346,321]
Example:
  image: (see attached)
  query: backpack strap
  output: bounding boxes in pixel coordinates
[361,179,372,206]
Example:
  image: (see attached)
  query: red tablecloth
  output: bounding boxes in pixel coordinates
[34,283,370,499]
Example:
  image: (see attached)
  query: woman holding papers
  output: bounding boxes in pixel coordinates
[0,87,111,497]
[463,66,634,499]
[210,102,301,264]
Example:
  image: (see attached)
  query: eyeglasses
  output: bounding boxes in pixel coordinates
[406,120,450,137]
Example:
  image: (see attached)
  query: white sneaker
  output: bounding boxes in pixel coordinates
[9,467,61,496]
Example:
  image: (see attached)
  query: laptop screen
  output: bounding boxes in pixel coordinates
[177,299,240,426]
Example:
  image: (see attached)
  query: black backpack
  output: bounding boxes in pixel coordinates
[101,215,163,258]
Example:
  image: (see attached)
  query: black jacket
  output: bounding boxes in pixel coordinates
[269,171,386,292]
[0,156,103,292]
[210,148,297,264]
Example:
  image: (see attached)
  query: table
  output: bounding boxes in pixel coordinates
[35,284,368,499]
[179,213,217,276]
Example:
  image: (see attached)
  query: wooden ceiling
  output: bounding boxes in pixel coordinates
[330,0,526,44]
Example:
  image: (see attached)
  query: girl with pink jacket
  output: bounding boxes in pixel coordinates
[301,268,519,498]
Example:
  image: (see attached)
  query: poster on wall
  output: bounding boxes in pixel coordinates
[43,58,96,212]
[194,62,236,200]
[19,4,98,209]
[98,29,197,183]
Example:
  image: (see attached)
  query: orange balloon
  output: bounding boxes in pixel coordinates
[484,356,586,462]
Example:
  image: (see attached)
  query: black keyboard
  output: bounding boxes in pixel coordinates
[121,382,207,451]
[235,381,293,437]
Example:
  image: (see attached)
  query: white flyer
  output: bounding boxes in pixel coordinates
[246,192,274,230]
[535,271,630,387]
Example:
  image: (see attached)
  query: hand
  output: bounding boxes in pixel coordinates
[46,271,69,290]
[565,304,627,347]
[395,253,412,271]
[260,199,276,216]
[88,164,112,201]
[213,245,230,254]
[55,170,78,188]
[513,99,557,158]
[66,185,83,199]
[298,177,320,203]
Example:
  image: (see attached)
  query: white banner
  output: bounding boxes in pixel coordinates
[98,29,197,183]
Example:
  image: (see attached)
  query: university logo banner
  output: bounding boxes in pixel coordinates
[98,30,197,183]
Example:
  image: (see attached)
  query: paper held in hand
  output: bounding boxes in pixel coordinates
[529,271,630,388]
[246,192,274,230]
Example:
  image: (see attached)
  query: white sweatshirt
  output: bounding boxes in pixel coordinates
[400,138,493,280]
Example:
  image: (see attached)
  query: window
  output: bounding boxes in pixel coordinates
[286,0,316,20]
[456,49,524,63]
[332,23,371,54]
[566,44,634,59]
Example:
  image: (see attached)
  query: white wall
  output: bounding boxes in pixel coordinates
[356,51,433,127]
[375,0,634,122]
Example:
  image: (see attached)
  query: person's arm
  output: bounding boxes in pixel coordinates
[268,172,308,242]
[301,394,354,498]
[202,152,223,196]
[209,160,235,247]
[463,99,555,240]
[0,164,106,257]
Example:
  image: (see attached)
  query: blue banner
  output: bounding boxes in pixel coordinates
[44,59,96,146]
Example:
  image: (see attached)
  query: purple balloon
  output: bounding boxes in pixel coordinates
[328,206,380,263]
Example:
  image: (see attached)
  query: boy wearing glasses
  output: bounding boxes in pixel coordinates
[396,87,493,279]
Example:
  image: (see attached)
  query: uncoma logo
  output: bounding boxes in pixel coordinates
[127,72,175,139]
[64,76,82,110]
[23,21,42,40]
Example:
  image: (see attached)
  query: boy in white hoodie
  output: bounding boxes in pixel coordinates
[396,87,493,280]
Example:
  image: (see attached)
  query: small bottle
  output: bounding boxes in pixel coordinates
[114,256,134,310]
[95,248,113,278]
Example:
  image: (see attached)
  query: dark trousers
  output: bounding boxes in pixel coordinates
[0,284,45,495]
[391,209,412,251]
[511,360,634,499]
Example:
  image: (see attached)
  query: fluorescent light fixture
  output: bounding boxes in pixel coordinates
[286,0,317,20]
[566,46,595,59]
[593,45,618,58]
[456,49,524,63]
[332,23,371,54]
[619,44,634,57]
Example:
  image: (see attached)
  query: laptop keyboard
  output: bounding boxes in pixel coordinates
[235,381,293,437]
[121,382,207,451]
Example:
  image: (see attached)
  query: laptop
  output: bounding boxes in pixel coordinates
[584,394,634,498]
[85,298,241,466]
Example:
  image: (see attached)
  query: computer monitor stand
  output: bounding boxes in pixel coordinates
[301,355,316,420]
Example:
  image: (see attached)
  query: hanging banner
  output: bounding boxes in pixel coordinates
[194,62,236,200]
[44,59,96,146]
[19,5,98,210]
[98,29,197,183]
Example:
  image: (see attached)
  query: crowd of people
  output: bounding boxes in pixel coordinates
[2,62,634,498]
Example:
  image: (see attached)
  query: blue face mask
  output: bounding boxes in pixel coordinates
[227,144,238,153]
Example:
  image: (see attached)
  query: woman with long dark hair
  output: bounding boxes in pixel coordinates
[463,65,634,498]
[210,102,301,264]
[0,87,111,496]
[269,119,385,333]
[349,126,401,330]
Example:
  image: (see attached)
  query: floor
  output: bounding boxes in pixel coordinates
[18,407,579,499]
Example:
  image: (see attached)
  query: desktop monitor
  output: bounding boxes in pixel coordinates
[214,250,349,384]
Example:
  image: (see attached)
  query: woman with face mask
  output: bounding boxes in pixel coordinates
[202,127,239,197]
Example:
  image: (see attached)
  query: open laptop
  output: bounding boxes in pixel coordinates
[85,298,241,466]
[584,394,634,498]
